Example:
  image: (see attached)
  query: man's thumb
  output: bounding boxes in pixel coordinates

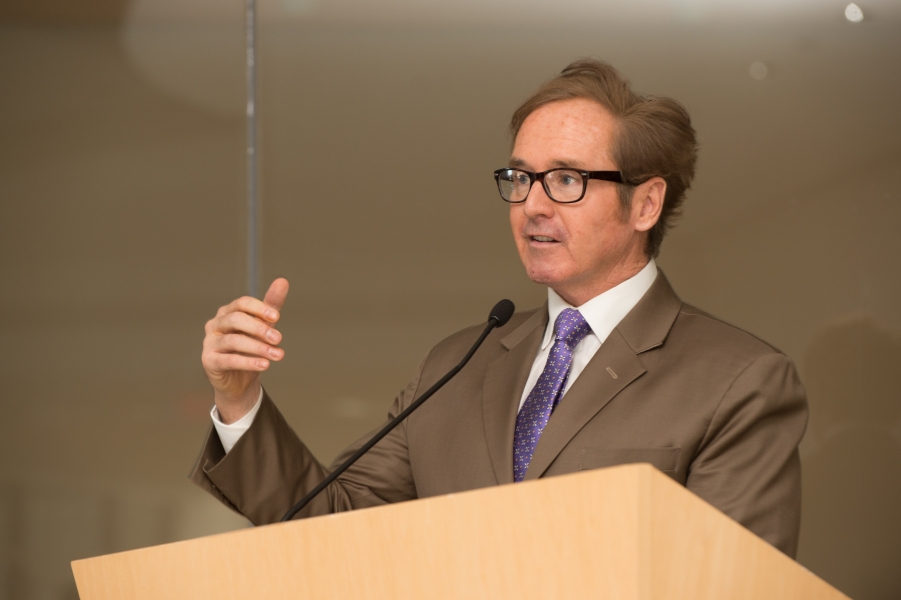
[263,278,290,312]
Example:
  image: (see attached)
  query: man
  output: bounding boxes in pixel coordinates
[191,59,807,557]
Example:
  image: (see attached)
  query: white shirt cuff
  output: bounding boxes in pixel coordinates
[211,387,264,454]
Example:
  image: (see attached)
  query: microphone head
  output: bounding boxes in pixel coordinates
[488,299,515,328]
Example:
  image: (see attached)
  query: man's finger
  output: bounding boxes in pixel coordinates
[263,278,290,314]
[214,333,284,361]
[221,295,278,322]
[215,311,282,344]
[209,353,271,373]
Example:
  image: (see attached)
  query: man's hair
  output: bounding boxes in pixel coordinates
[510,58,698,258]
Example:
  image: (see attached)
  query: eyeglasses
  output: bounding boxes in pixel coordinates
[493,167,625,204]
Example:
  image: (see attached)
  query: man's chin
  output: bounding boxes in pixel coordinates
[524,266,569,289]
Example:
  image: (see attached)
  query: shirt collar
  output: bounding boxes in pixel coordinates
[541,259,658,350]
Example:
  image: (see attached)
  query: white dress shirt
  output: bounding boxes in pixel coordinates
[211,388,263,453]
[212,259,657,453]
[517,258,657,410]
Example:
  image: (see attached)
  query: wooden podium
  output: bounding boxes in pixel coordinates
[72,464,847,599]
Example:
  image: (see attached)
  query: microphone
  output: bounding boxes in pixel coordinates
[280,299,515,522]
[488,298,515,328]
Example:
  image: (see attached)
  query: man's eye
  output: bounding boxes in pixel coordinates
[564,170,586,185]
[515,173,530,185]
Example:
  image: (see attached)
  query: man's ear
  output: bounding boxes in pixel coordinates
[632,177,666,233]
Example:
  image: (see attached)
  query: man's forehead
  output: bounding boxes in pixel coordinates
[517,98,614,133]
[509,99,616,171]
[508,156,592,170]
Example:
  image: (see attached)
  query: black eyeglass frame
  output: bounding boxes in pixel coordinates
[493,167,627,204]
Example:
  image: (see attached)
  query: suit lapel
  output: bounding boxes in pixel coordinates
[482,308,546,486]
[523,270,684,481]
[523,330,646,480]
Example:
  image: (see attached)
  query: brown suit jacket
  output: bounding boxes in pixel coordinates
[190,272,808,557]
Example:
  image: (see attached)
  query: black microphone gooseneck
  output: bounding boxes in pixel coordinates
[280,299,515,522]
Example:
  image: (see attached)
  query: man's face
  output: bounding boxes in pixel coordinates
[509,98,650,306]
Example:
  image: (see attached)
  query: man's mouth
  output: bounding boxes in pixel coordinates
[529,235,559,243]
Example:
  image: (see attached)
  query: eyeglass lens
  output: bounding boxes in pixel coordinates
[497,169,585,203]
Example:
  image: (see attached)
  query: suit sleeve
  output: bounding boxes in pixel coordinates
[188,352,429,525]
[685,352,808,558]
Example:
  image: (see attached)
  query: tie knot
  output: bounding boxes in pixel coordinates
[553,308,591,349]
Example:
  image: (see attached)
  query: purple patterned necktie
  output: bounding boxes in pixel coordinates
[513,308,592,483]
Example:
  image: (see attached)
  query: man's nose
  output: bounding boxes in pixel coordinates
[522,180,556,218]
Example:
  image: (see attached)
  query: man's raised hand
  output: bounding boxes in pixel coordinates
[202,278,290,424]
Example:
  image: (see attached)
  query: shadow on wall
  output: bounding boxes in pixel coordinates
[799,315,901,600]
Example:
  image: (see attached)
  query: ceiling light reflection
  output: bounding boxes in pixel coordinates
[749,62,769,81]
[845,3,864,22]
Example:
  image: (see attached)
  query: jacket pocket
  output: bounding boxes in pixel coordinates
[579,447,681,474]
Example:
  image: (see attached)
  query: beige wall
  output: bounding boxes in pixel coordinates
[1,3,899,599]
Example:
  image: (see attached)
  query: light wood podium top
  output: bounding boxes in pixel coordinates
[72,464,847,599]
